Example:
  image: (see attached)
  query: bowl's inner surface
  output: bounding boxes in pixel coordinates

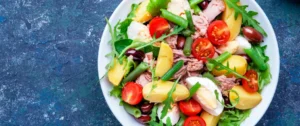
[98,0,280,125]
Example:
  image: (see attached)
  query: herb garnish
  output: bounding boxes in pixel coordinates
[202,72,221,85]
[160,76,182,119]
[187,82,201,100]
[224,0,267,36]
[207,59,249,81]
[214,90,240,108]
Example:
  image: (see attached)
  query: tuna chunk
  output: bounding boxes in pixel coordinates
[166,35,178,49]
[203,0,225,22]
[135,72,152,87]
[192,14,209,38]
[143,52,154,66]
[192,0,225,39]
[215,75,238,96]
[187,60,203,71]
[173,66,187,79]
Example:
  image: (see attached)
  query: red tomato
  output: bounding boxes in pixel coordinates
[184,116,206,126]
[242,70,259,93]
[192,38,215,62]
[122,82,143,105]
[149,17,170,38]
[179,99,202,116]
[207,20,230,45]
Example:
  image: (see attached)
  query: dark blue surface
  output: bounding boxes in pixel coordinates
[0,0,299,125]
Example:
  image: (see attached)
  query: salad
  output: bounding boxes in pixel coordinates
[104,0,271,125]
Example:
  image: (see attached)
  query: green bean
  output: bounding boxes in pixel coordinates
[185,10,195,32]
[161,9,188,28]
[161,60,184,81]
[123,103,141,118]
[207,52,232,71]
[189,0,204,7]
[122,62,149,83]
[191,5,202,14]
[183,37,193,56]
[244,48,268,71]
[181,29,193,37]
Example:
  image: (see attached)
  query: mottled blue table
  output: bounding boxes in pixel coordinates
[0,0,299,125]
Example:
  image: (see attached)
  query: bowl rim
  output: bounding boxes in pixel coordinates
[97,0,280,125]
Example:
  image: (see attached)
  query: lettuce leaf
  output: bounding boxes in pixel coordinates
[218,109,251,126]
[248,45,272,91]
[118,4,139,39]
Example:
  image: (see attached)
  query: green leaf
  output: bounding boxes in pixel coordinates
[143,45,160,58]
[110,86,122,98]
[218,109,251,126]
[207,59,249,81]
[160,76,181,119]
[224,0,267,36]
[114,39,133,54]
[187,82,201,100]
[248,45,271,91]
[166,117,172,126]
[147,0,170,16]
[135,26,184,50]
[118,4,139,39]
[148,105,158,125]
[128,4,139,19]
[202,72,220,85]
[176,112,186,126]
[215,89,240,109]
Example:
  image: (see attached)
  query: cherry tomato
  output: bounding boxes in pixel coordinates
[242,70,259,93]
[184,116,206,126]
[192,38,215,62]
[179,99,202,116]
[207,20,230,45]
[149,17,170,38]
[122,82,143,105]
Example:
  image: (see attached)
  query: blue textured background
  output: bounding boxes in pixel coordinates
[0,0,299,125]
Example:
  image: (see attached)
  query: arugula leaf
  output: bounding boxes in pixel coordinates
[135,26,184,50]
[202,72,220,85]
[215,90,240,108]
[147,0,170,16]
[160,76,182,119]
[207,59,249,81]
[166,117,172,126]
[148,105,158,125]
[148,60,158,98]
[187,82,201,100]
[176,112,187,126]
[224,0,267,36]
[218,109,251,126]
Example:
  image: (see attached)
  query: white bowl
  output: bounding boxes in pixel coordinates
[98,0,280,125]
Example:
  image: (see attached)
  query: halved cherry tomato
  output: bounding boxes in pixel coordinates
[192,38,215,62]
[179,99,202,116]
[122,82,143,105]
[242,70,259,93]
[207,20,230,45]
[184,116,206,126]
[149,17,170,38]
